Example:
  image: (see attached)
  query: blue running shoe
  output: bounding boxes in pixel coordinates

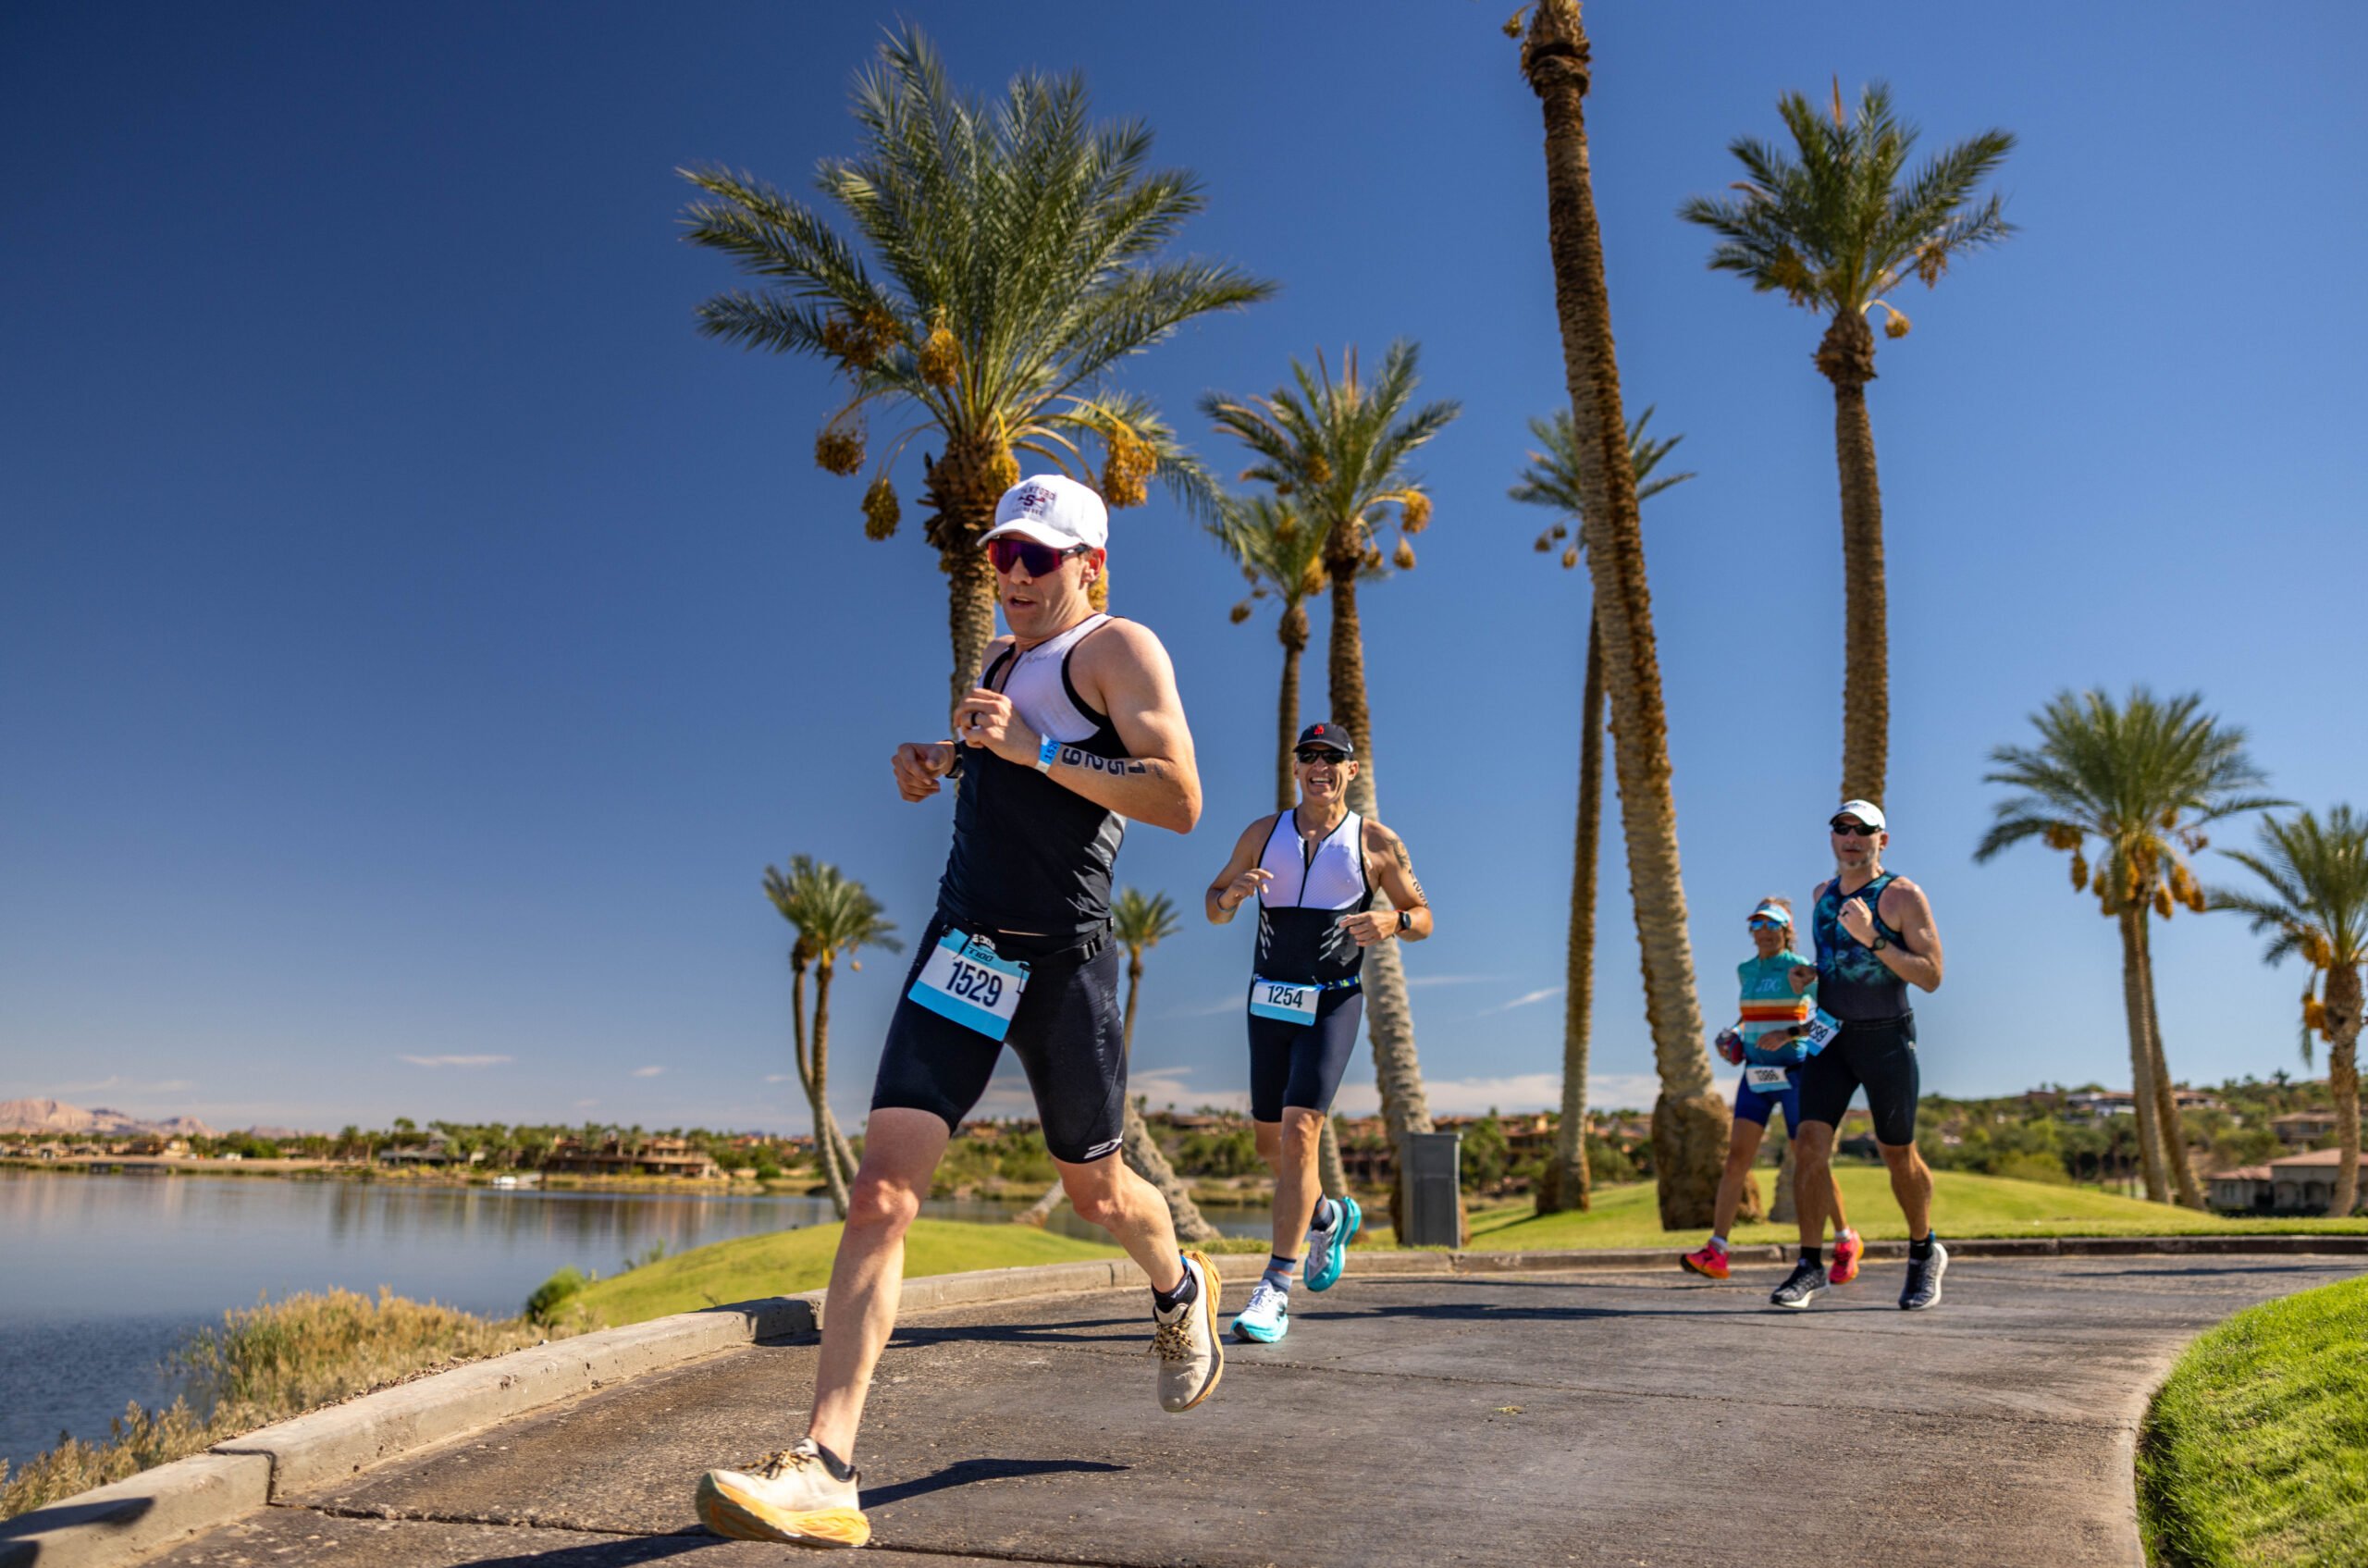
[1302,1194,1361,1292]
[1230,1279,1289,1342]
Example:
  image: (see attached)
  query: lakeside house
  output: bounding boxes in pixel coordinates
[377,1138,481,1169]
[538,1135,722,1180]
[2208,1147,2368,1216]
[2269,1109,2347,1146]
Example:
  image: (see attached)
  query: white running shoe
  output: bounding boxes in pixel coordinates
[1230,1278,1290,1343]
[695,1438,869,1549]
[1151,1250,1224,1412]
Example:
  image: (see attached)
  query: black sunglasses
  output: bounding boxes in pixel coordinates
[988,538,1090,577]
[1829,821,1881,837]
[1296,748,1348,765]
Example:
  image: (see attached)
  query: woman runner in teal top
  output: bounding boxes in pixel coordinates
[1679,897,1862,1283]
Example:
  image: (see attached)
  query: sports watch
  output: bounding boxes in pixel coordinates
[1396,908,1414,933]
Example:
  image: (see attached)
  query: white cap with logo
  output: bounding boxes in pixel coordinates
[982,474,1109,552]
[1833,798,1887,833]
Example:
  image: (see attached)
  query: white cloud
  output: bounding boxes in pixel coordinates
[50,1074,194,1095]
[1404,973,1508,989]
[764,1074,795,1083]
[1478,986,1564,1017]
[398,1055,512,1068]
[630,1066,664,1078]
[573,1098,598,1110]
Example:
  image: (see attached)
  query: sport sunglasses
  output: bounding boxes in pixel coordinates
[1829,820,1881,837]
[988,537,1091,577]
[1295,747,1348,765]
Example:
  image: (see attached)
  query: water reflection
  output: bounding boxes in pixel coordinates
[0,1169,1266,1467]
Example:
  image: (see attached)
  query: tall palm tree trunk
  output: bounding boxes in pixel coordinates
[1817,310,1889,807]
[927,443,1009,703]
[2325,964,2362,1217]
[810,963,852,1218]
[1326,554,1439,1240]
[1543,618,1604,1214]
[1523,0,1726,1228]
[1275,607,1350,1202]
[1117,952,1218,1241]
[2116,907,2171,1203]
[2134,915,2206,1208]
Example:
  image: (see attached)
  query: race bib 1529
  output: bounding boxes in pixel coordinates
[1249,978,1317,1025]
[908,930,1030,1041]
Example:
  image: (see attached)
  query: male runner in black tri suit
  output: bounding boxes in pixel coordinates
[1770,799,1950,1312]
[694,475,1218,1548]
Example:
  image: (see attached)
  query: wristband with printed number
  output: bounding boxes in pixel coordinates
[1035,735,1059,773]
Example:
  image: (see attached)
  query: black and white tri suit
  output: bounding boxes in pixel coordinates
[1244,807,1371,1123]
[871,612,1133,1163]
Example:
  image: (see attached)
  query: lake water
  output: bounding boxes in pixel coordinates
[0,1168,1267,1468]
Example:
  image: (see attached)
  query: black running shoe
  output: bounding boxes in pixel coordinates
[1769,1256,1828,1311]
[1899,1239,1948,1311]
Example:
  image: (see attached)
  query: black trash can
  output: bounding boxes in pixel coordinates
[1398,1130,1462,1248]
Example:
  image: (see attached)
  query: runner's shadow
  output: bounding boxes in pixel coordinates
[863,1456,1128,1508]
[450,1536,717,1567]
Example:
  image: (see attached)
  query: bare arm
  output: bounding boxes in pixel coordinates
[1206,817,1278,924]
[1338,819,1433,945]
[1875,877,1944,992]
[951,620,1202,833]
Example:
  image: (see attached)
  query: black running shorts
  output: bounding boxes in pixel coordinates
[1795,1014,1919,1146]
[870,908,1128,1164]
[1247,984,1363,1124]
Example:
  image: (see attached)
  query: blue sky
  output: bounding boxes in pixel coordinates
[5,2,2363,1134]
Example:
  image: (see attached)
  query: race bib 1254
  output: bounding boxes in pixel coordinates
[908,930,1030,1041]
[1248,977,1317,1025]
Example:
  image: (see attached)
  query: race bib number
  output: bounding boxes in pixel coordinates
[908,930,1030,1041]
[1745,1064,1793,1093]
[1800,1009,1842,1052]
[1249,978,1317,1024]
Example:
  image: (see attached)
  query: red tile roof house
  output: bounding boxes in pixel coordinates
[2209,1147,2368,1216]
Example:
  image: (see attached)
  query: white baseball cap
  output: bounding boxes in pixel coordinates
[982,474,1108,552]
[1832,798,1887,832]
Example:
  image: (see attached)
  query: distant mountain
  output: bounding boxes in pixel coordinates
[0,1099,218,1138]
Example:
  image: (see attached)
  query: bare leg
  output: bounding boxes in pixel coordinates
[1709,1118,1767,1238]
[1793,1122,1837,1251]
[1826,1164,1852,1237]
[1058,1147,1186,1295]
[808,1108,948,1459]
[1879,1139,1934,1237]
[1260,1109,1326,1260]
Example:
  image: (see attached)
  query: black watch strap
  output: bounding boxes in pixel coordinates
[1396,907,1413,932]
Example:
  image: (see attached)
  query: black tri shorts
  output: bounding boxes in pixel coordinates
[1247,983,1363,1124]
[870,907,1128,1164]
[1795,1013,1920,1147]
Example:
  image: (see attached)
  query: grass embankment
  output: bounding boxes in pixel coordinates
[2137,1273,2368,1566]
[552,1218,1120,1327]
[1391,1168,2368,1252]
[0,1290,545,1522]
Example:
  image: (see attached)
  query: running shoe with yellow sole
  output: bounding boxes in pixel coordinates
[1153,1251,1224,1412]
[695,1438,869,1549]
[1830,1227,1864,1285]
[1679,1242,1731,1280]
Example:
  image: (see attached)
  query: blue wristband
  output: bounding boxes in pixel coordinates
[1035,735,1059,773]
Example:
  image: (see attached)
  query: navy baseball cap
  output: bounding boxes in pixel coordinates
[1295,722,1354,758]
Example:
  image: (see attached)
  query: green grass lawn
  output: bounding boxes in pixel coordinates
[562,1218,1120,1327]
[1440,1167,2368,1253]
[2137,1273,2368,1567]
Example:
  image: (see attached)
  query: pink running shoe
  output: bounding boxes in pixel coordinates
[1680,1243,1731,1281]
[1830,1228,1864,1285]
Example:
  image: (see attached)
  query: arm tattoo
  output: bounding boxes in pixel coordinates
[1378,829,1429,907]
[1058,746,1151,777]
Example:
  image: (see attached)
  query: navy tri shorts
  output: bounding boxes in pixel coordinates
[870,907,1128,1164]
[1732,1065,1803,1130]
[1247,983,1363,1123]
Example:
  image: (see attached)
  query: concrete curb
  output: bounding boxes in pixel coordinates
[8,1233,2365,1566]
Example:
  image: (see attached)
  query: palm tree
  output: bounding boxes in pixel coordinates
[764,857,901,1217]
[1210,492,1358,1202]
[1202,342,1459,1235]
[680,26,1272,702]
[1680,80,2014,805]
[1520,0,1727,1227]
[1975,690,2279,1206]
[2210,809,2368,1217]
[1510,406,1694,1214]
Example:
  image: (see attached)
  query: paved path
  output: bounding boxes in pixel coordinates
[149,1255,2360,1567]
